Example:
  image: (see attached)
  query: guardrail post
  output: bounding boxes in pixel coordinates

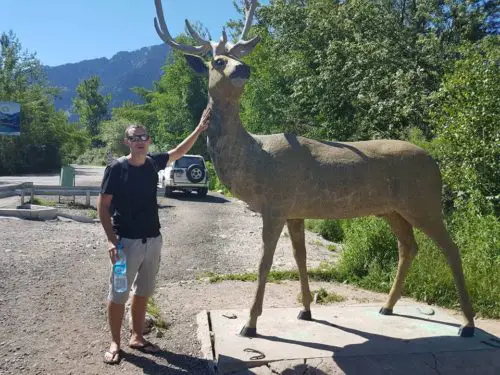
[86,191,91,206]
[20,190,25,205]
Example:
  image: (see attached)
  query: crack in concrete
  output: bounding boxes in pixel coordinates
[428,353,442,375]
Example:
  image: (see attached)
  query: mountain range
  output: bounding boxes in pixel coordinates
[44,44,171,121]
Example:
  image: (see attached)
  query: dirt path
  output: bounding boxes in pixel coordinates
[0,192,498,375]
[0,192,336,375]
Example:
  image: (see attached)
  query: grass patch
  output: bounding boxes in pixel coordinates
[298,287,345,304]
[203,270,301,283]
[327,244,337,252]
[147,298,168,329]
[87,209,97,219]
[28,197,56,206]
[68,201,94,209]
[314,288,345,304]
[202,263,341,284]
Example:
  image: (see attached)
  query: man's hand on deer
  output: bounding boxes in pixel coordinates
[196,106,212,133]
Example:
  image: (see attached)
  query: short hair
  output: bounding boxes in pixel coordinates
[124,124,147,137]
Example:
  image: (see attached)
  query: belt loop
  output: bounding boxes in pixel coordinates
[142,238,147,244]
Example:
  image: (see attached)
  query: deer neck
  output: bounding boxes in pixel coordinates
[207,97,246,138]
[206,96,260,192]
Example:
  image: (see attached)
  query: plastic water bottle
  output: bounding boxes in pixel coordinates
[113,243,128,293]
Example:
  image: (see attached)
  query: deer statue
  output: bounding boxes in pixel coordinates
[153,0,475,338]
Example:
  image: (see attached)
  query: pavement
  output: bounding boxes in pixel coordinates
[199,303,500,374]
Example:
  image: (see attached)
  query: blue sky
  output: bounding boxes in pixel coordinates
[2,0,267,67]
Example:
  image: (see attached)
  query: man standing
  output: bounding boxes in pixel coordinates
[98,107,211,364]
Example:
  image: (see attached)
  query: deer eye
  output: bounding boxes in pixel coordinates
[213,58,226,68]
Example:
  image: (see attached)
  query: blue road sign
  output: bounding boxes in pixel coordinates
[0,102,21,136]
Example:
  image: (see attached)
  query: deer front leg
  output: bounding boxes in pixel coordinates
[287,219,313,321]
[240,213,285,337]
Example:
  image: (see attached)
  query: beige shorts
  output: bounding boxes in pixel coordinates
[107,235,162,304]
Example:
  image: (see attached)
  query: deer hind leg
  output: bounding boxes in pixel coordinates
[405,213,475,337]
[287,219,313,321]
[379,212,418,316]
[240,214,285,337]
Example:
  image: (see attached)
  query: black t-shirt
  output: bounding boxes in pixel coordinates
[100,153,169,239]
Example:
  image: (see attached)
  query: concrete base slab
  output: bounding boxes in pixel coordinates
[0,204,57,220]
[199,304,500,374]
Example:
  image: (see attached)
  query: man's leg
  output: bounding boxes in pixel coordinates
[128,236,162,353]
[129,294,148,344]
[104,301,125,363]
[104,237,142,363]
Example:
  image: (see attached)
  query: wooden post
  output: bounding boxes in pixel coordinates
[86,192,91,206]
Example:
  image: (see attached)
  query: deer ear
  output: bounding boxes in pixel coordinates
[184,54,208,76]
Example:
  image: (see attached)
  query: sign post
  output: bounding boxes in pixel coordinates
[0,102,21,136]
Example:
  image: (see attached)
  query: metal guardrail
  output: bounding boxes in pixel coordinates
[0,182,166,205]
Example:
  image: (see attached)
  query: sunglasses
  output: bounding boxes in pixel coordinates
[127,134,150,142]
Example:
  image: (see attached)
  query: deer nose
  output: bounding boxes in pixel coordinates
[229,64,250,80]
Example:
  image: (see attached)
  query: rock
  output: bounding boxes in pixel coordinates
[417,306,435,316]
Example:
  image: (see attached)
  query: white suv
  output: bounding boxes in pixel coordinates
[158,154,209,197]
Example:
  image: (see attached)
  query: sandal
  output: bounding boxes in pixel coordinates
[103,349,122,365]
[129,340,161,354]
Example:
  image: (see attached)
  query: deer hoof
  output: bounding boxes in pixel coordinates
[239,326,257,337]
[297,310,312,321]
[458,325,475,337]
[379,307,393,315]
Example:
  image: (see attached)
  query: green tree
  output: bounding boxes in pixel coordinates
[0,31,88,174]
[430,37,500,213]
[113,34,208,156]
[73,76,110,138]
[239,0,497,142]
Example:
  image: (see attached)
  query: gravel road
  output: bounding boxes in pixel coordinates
[0,181,337,375]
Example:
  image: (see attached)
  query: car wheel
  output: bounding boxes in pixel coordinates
[186,164,205,183]
[198,187,208,197]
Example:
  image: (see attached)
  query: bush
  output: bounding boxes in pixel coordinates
[405,208,500,318]
[75,147,108,166]
[332,209,500,319]
[205,161,232,196]
[335,217,398,284]
[305,219,344,242]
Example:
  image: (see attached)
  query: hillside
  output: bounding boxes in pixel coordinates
[45,44,171,121]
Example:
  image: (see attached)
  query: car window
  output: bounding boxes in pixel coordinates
[175,156,204,168]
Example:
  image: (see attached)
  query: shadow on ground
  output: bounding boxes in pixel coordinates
[163,193,230,204]
[121,349,213,374]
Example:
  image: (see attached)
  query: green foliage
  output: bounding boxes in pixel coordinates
[0,31,89,174]
[404,209,500,318]
[205,161,232,196]
[99,118,130,156]
[113,36,208,156]
[72,76,110,141]
[306,210,500,318]
[313,288,345,304]
[75,147,108,166]
[429,37,500,214]
[240,0,448,140]
[335,217,398,284]
[147,298,168,329]
[305,219,344,242]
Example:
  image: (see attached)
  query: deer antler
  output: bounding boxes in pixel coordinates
[228,0,261,58]
[154,0,211,55]
[154,0,260,58]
